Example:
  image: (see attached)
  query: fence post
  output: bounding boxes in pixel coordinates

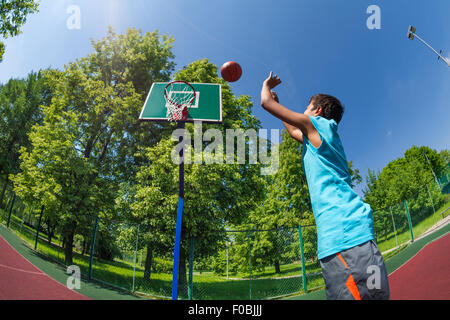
[248,232,252,301]
[88,216,99,280]
[34,205,44,250]
[226,242,229,280]
[132,225,139,292]
[404,200,414,243]
[6,193,15,228]
[297,225,308,294]
[188,236,194,300]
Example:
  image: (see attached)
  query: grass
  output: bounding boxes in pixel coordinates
[375,199,450,253]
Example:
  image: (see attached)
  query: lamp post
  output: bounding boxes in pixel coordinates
[407,25,450,67]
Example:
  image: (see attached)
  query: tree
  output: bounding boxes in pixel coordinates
[11,98,95,264]
[363,146,447,239]
[0,71,51,209]
[364,146,446,209]
[348,160,362,188]
[0,0,39,62]
[11,27,176,264]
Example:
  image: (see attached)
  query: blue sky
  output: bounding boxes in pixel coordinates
[1,0,449,195]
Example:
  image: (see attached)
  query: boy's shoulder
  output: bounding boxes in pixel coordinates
[310,116,338,136]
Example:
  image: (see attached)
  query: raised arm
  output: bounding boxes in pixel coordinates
[283,120,304,143]
[270,91,304,143]
[261,72,321,148]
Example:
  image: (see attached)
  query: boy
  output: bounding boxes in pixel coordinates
[261,72,389,300]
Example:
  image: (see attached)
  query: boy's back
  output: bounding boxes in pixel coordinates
[302,115,374,260]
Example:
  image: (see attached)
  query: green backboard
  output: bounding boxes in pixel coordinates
[139,82,222,123]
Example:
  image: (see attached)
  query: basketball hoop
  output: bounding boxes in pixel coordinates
[164,80,196,121]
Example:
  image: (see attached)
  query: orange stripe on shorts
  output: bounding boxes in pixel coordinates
[337,253,349,268]
[337,253,361,300]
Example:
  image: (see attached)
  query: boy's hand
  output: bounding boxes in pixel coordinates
[264,71,282,89]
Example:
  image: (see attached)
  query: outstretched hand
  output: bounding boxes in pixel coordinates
[264,71,282,89]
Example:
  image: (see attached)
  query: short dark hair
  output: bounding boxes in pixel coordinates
[309,94,344,124]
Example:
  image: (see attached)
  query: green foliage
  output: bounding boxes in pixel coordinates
[0,42,4,62]
[0,71,50,176]
[364,146,447,209]
[348,160,362,188]
[152,257,173,273]
[0,0,39,61]
[210,248,239,275]
[10,27,176,264]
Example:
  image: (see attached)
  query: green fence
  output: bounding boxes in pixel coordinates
[0,164,449,300]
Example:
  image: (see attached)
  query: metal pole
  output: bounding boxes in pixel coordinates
[404,200,414,243]
[6,193,15,228]
[422,150,440,190]
[188,236,194,300]
[414,34,450,67]
[88,216,99,280]
[408,25,450,67]
[226,242,229,280]
[172,121,186,300]
[248,233,252,300]
[298,225,308,294]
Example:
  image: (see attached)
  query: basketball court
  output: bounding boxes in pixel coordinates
[388,232,450,300]
[0,233,89,300]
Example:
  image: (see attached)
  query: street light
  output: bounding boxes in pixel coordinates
[407,25,450,67]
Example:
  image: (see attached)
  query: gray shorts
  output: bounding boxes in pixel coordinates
[319,240,390,300]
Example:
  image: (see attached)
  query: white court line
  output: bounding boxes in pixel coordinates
[0,263,46,275]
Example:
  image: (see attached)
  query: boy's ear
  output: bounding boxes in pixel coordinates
[316,106,323,116]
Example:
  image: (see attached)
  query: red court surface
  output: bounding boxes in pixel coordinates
[0,235,89,300]
[389,233,450,300]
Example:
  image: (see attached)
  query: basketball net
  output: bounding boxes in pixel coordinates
[164,81,196,122]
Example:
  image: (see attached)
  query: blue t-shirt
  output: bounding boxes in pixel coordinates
[302,116,374,260]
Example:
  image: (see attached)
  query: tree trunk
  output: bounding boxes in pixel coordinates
[82,239,87,255]
[274,260,281,274]
[0,175,9,210]
[143,244,153,281]
[64,231,75,265]
[46,218,53,244]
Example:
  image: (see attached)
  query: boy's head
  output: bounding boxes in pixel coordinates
[305,94,344,124]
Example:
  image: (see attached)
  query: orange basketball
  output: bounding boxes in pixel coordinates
[220,61,242,82]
